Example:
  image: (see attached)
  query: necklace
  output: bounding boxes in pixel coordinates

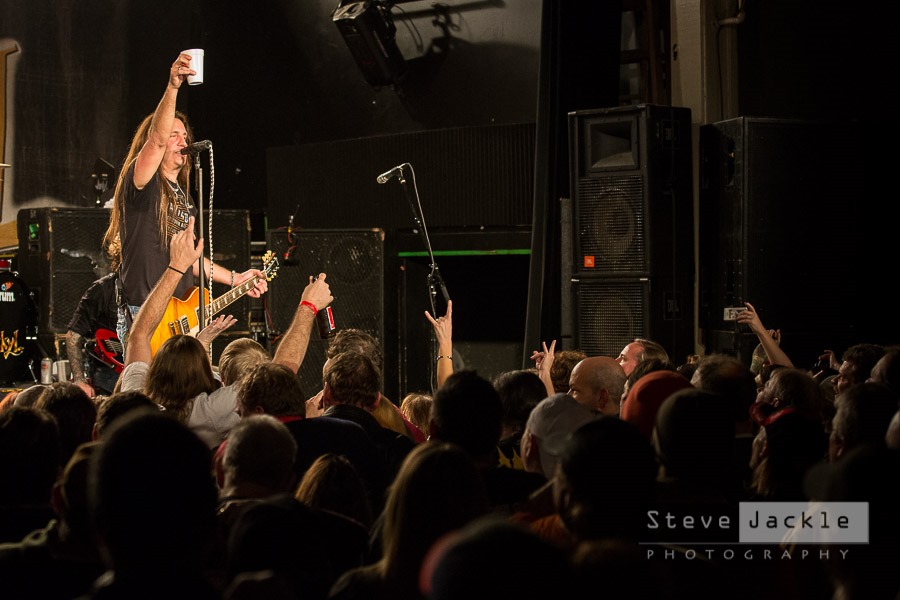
[166,179,193,208]
[166,179,183,196]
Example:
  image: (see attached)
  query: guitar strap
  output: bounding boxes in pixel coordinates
[115,267,134,329]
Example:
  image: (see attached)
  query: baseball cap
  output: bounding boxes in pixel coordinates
[526,392,598,478]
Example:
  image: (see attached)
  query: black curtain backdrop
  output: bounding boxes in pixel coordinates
[525,0,622,363]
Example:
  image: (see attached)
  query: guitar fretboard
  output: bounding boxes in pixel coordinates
[103,340,124,354]
[207,277,259,316]
[194,254,277,326]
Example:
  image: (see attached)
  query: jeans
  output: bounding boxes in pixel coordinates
[116,304,141,354]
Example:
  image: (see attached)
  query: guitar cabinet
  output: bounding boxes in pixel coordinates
[265,228,384,398]
[17,207,113,335]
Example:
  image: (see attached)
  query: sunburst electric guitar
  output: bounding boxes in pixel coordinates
[149,251,279,356]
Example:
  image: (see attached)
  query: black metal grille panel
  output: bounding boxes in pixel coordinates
[17,208,111,333]
[266,228,384,397]
[575,174,645,274]
[574,278,648,359]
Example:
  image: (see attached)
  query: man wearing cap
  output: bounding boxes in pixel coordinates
[620,370,692,441]
[748,404,827,500]
[520,392,599,479]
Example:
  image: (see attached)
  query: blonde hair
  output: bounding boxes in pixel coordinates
[218,338,270,387]
[399,393,432,435]
[371,395,407,436]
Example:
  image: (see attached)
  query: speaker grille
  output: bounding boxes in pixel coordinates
[266,228,384,397]
[576,174,645,274]
[17,208,112,333]
[574,278,649,358]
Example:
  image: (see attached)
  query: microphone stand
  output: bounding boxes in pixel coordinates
[396,164,450,391]
[192,153,207,331]
[397,165,450,315]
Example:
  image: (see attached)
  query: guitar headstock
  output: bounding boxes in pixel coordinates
[261,251,280,281]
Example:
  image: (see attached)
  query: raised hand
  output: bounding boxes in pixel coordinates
[170,53,196,88]
[197,314,238,346]
[736,301,766,334]
[820,349,840,371]
[426,300,454,389]
[302,273,333,312]
[737,301,794,368]
[532,339,557,398]
[170,216,203,272]
[425,300,453,349]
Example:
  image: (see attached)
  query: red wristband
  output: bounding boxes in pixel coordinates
[300,300,318,315]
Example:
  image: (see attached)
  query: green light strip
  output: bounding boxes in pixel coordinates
[397,249,531,257]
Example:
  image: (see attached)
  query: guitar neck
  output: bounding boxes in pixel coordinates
[207,276,258,316]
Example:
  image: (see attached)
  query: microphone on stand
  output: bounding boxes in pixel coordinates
[179,140,212,155]
[376,163,406,184]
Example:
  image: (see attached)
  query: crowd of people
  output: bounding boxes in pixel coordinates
[0,53,898,600]
[2,241,898,599]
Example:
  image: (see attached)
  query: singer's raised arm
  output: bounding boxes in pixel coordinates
[102,51,207,348]
[134,52,196,188]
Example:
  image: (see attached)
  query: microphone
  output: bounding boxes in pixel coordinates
[376,164,405,184]
[179,140,212,155]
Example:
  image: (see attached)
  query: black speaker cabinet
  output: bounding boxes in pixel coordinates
[265,228,384,397]
[17,207,113,335]
[568,104,694,362]
[699,117,895,365]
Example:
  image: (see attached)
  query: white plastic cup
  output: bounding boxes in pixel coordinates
[53,360,71,382]
[183,48,205,85]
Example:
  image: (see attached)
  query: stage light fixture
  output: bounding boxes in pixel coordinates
[333,0,408,87]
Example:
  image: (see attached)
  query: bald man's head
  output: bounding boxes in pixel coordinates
[568,357,627,416]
